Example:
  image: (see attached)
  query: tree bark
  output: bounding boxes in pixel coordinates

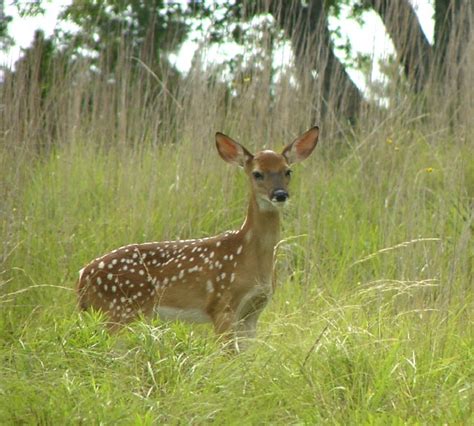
[261,0,365,121]
[434,0,472,76]
[365,0,433,92]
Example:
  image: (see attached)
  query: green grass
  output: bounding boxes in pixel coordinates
[0,132,472,424]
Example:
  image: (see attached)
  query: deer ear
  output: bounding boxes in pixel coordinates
[282,126,319,164]
[215,132,253,167]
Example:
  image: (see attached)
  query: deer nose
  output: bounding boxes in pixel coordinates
[272,189,289,203]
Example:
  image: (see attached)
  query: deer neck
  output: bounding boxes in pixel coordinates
[240,193,281,257]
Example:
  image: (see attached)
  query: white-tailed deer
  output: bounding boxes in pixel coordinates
[77,127,319,351]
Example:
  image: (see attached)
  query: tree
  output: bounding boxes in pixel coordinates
[210,0,472,120]
[58,0,190,71]
[260,1,365,121]
[363,0,471,92]
[0,1,197,151]
[2,0,471,122]
[0,4,13,50]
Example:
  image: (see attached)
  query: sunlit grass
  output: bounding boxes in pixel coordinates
[0,130,471,423]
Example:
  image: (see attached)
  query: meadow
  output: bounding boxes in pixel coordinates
[0,26,472,424]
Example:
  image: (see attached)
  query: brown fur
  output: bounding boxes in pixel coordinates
[77,127,319,350]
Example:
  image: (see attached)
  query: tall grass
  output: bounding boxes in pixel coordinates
[0,5,472,423]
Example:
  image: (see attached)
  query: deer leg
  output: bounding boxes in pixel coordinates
[234,292,269,351]
[233,312,260,352]
[209,300,239,350]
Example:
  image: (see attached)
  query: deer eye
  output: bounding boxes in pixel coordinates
[252,171,264,181]
[285,169,292,177]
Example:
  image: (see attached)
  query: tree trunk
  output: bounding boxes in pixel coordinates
[262,0,365,122]
[368,0,472,92]
[433,0,472,77]
[365,0,433,93]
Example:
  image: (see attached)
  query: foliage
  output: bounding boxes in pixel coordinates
[3,0,470,122]
[0,6,13,50]
[57,0,190,67]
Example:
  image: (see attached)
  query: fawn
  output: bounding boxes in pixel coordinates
[77,127,319,351]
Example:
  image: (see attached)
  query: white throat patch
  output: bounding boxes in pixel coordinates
[256,195,287,212]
